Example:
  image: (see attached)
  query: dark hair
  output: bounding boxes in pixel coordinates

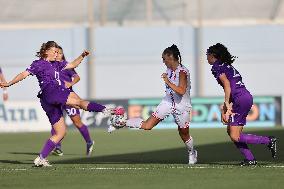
[57,46,66,61]
[207,43,237,64]
[163,44,182,64]
[36,41,59,59]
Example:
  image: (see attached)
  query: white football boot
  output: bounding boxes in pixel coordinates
[188,150,198,164]
[34,156,52,167]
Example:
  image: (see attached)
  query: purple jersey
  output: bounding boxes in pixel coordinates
[59,67,77,91]
[26,59,67,90]
[60,68,77,83]
[211,61,249,100]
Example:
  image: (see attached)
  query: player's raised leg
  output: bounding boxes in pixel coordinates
[66,92,124,115]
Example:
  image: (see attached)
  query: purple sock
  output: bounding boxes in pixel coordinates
[51,128,61,149]
[234,142,255,160]
[87,102,105,112]
[78,125,92,144]
[40,139,57,159]
[239,133,270,145]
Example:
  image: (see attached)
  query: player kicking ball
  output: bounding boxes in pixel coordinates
[50,46,94,157]
[108,44,197,164]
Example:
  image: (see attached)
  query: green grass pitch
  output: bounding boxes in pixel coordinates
[0,127,283,189]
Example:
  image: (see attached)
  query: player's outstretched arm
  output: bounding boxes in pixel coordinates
[64,50,90,70]
[0,71,30,88]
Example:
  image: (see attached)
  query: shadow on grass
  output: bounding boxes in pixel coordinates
[9,152,38,156]
[0,160,26,164]
[54,129,283,165]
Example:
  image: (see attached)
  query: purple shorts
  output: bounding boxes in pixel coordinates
[63,105,80,117]
[39,84,70,125]
[229,92,253,126]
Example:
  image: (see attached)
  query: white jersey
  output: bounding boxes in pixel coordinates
[152,64,192,128]
[163,64,192,112]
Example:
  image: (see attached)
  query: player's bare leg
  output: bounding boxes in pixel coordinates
[108,115,160,133]
[140,116,160,130]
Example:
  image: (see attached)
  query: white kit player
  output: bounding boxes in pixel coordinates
[109,44,197,164]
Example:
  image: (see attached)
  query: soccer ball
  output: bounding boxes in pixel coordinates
[110,114,126,128]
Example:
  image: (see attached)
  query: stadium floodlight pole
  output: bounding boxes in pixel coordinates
[100,0,107,26]
[146,0,153,25]
[194,0,204,97]
[87,0,96,99]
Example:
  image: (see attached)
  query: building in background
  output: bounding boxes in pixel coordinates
[0,0,283,100]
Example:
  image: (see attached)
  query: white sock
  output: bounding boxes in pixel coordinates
[185,136,194,152]
[126,118,143,128]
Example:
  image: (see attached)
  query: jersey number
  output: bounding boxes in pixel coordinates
[228,65,244,86]
[55,71,62,86]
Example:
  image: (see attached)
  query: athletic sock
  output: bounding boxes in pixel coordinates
[126,118,143,128]
[40,139,57,159]
[51,128,61,149]
[239,133,270,145]
[87,102,106,112]
[185,136,194,152]
[78,125,92,144]
[234,142,255,160]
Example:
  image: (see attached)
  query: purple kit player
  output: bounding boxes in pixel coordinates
[50,46,94,156]
[206,43,277,166]
[0,41,124,167]
[0,67,8,101]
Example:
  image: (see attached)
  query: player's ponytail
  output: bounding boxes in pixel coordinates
[163,44,182,64]
[58,46,66,61]
[36,41,59,59]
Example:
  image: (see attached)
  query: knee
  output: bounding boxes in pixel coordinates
[178,129,189,140]
[73,120,83,128]
[56,128,66,138]
[230,134,240,142]
[58,131,67,139]
[73,99,82,106]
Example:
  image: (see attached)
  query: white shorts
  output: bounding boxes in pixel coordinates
[152,100,191,128]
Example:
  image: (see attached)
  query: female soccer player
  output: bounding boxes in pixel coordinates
[0,41,123,167]
[50,46,94,157]
[206,43,277,166]
[110,44,197,164]
[0,67,8,101]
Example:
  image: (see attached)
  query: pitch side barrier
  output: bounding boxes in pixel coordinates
[0,96,281,132]
[76,96,281,129]
[0,101,50,132]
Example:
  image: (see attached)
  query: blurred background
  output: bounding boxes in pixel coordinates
[0,0,283,131]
